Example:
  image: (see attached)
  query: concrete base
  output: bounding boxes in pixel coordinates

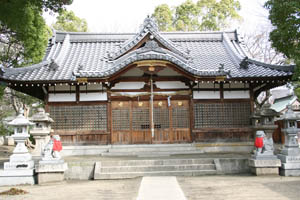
[0,169,34,186]
[248,159,281,176]
[36,161,68,184]
[277,154,300,163]
[278,154,300,176]
[280,169,300,176]
[251,167,279,175]
[37,172,64,184]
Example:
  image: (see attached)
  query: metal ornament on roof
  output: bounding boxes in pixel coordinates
[141,16,159,32]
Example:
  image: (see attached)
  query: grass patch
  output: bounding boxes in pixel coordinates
[0,188,28,195]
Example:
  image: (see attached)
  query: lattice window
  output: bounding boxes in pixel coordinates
[49,105,107,130]
[194,102,251,128]
[132,108,150,130]
[154,108,169,129]
[172,107,189,128]
[112,109,130,130]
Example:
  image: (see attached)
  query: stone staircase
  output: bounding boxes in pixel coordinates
[94,158,217,179]
[101,144,204,157]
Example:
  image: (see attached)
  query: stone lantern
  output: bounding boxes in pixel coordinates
[254,103,280,158]
[249,103,281,175]
[277,105,300,176]
[250,109,261,127]
[30,108,54,157]
[0,109,35,186]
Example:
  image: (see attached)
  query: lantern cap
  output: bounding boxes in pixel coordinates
[259,103,280,117]
[282,104,298,121]
[30,108,54,123]
[8,109,35,126]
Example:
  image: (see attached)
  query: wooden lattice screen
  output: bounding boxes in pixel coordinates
[194,102,251,128]
[154,108,169,129]
[172,107,189,128]
[112,109,130,130]
[49,105,107,130]
[132,108,150,130]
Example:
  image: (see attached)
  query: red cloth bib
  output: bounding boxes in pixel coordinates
[53,139,62,151]
[255,137,264,148]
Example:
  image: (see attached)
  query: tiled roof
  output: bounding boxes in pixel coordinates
[0,17,294,82]
[271,95,298,112]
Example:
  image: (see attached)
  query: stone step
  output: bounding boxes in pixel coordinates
[101,150,204,157]
[108,146,196,153]
[94,170,217,179]
[99,158,214,167]
[100,164,216,173]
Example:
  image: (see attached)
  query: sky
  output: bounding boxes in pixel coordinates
[44,0,271,34]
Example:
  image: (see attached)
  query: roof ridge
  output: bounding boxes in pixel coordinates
[222,32,244,68]
[247,58,295,72]
[107,16,190,61]
[3,61,51,76]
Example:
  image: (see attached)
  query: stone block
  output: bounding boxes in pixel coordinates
[251,167,279,175]
[36,161,67,184]
[281,162,300,170]
[280,169,300,176]
[6,136,14,146]
[0,169,34,186]
[0,136,4,145]
[4,160,34,170]
[37,172,64,184]
[277,154,300,163]
[248,159,281,168]
[36,162,67,173]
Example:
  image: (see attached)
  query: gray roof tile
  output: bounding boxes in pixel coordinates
[0,17,294,82]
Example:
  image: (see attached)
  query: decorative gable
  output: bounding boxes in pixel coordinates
[107,16,191,61]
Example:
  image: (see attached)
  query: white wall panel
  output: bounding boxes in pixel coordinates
[80,92,107,101]
[224,90,250,99]
[193,91,220,99]
[48,93,76,102]
[156,81,188,89]
[224,83,249,88]
[193,83,219,89]
[49,85,75,91]
[79,84,102,91]
[112,82,145,90]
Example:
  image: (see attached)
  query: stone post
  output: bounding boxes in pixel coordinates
[0,109,35,186]
[29,108,54,157]
[249,103,281,175]
[277,105,300,176]
[35,135,68,184]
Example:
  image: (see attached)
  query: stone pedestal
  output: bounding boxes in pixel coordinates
[35,160,68,184]
[29,108,54,157]
[277,105,300,176]
[30,133,49,157]
[249,158,281,175]
[0,110,35,186]
[0,169,34,186]
[6,136,15,146]
[278,155,300,176]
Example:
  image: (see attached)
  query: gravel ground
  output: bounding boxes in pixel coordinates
[177,175,300,200]
[0,176,300,200]
[0,178,142,200]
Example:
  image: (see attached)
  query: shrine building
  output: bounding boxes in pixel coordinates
[0,17,294,145]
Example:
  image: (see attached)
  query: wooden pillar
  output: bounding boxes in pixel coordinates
[220,82,224,101]
[189,89,194,143]
[249,83,255,113]
[76,85,80,103]
[107,85,112,145]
